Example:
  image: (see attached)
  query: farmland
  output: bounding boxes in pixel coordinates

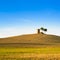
[0,47,60,60]
[0,34,60,60]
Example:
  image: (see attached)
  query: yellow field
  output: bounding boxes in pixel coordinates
[0,34,60,59]
[0,47,60,60]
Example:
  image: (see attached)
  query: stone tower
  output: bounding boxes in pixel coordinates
[37,29,40,34]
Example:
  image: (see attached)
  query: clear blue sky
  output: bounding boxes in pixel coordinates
[0,0,60,38]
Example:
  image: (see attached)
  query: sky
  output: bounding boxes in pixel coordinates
[0,0,60,38]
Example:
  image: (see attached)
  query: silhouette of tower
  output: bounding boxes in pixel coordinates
[37,29,40,34]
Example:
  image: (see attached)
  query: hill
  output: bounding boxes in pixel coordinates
[0,34,60,47]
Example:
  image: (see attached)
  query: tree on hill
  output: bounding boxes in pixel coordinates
[44,28,47,32]
[40,27,47,34]
[40,27,44,31]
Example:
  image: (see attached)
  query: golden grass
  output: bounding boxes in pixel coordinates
[0,47,60,60]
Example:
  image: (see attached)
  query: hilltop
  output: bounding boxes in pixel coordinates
[0,33,60,47]
[0,33,60,44]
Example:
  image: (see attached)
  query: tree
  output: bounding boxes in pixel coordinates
[40,27,44,31]
[40,27,44,33]
[40,27,47,34]
[43,28,47,34]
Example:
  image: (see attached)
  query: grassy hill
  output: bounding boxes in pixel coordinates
[0,34,60,59]
[0,33,60,47]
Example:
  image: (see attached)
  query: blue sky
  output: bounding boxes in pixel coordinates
[0,0,60,38]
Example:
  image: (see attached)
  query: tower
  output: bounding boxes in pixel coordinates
[37,29,40,34]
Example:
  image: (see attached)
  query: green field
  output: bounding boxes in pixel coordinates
[0,47,60,60]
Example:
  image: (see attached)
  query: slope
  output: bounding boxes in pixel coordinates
[0,34,60,44]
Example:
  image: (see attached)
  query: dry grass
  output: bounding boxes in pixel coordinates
[0,34,60,44]
[0,54,60,60]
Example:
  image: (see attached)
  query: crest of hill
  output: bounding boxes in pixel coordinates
[0,33,60,44]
